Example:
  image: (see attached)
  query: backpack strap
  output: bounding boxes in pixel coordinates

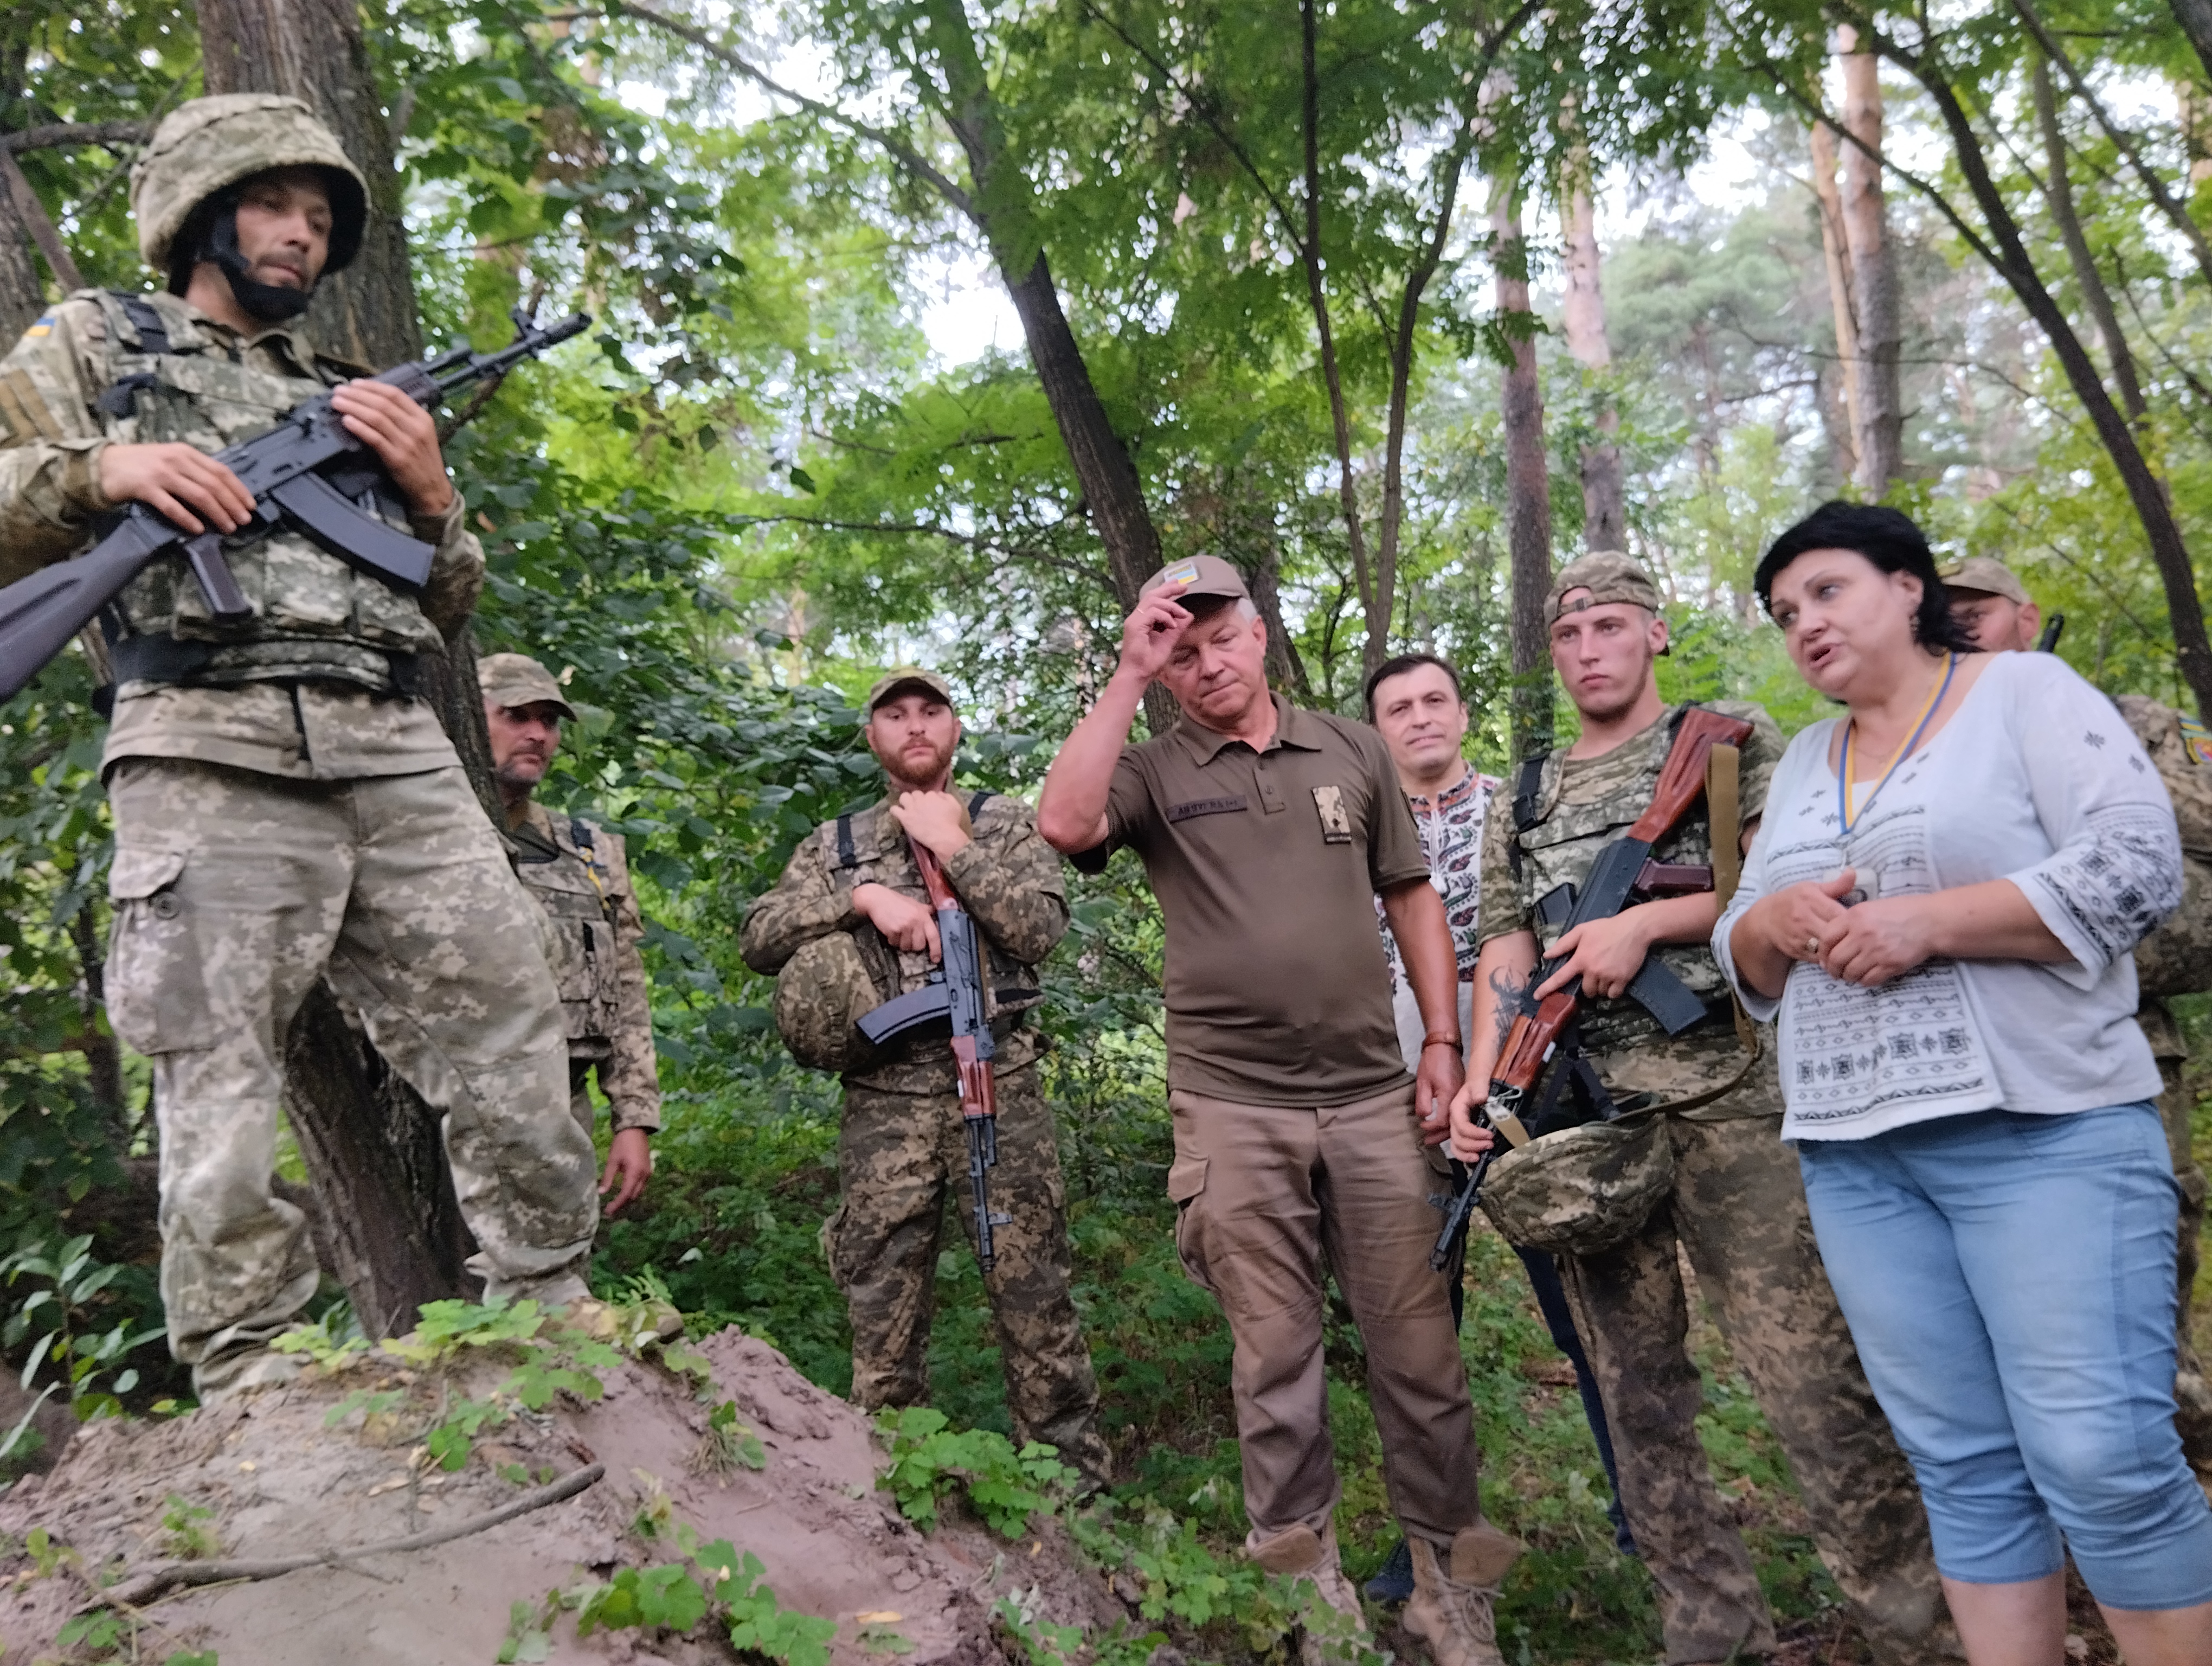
[835,813,857,869]
[1507,752,1549,882]
[94,292,175,418]
[569,816,616,922]
[967,790,995,819]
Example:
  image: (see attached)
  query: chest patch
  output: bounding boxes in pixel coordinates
[1169,795,1249,823]
[1312,784,1352,843]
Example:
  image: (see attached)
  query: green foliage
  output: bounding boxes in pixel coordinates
[0,1235,166,1429]
[690,1396,768,1475]
[157,1493,220,1561]
[874,1406,1075,1537]
[995,1592,1165,1666]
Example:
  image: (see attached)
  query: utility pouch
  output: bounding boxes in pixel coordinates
[1533,881,1579,934]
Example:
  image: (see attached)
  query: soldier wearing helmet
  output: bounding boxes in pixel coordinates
[0,95,599,1399]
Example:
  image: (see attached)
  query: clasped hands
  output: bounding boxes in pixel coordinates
[1746,867,1937,990]
[96,379,455,535]
[849,791,974,962]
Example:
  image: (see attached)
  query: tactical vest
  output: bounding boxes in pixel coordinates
[512,811,626,1056]
[92,289,444,692]
[1507,703,1745,1057]
[818,792,1045,1029]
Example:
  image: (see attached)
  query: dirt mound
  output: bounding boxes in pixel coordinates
[0,1327,1122,1665]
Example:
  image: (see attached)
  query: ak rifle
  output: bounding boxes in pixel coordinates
[0,307,591,703]
[855,841,1012,1270]
[1429,706,1755,1271]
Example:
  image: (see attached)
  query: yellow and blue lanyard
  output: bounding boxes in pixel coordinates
[1837,653,1957,836]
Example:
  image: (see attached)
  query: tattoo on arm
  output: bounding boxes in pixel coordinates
[1487,967,1526,1048]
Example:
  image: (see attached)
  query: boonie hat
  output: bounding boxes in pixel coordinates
[865,667,955,714]
[1545,550,1664,627]
[1480,1113,1675,1258]
[477,651,577,720]
[1140,554,1250,605]
[1937,554,2030,605]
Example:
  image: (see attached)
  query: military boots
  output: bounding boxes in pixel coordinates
[1402,1523,1522,1666]
[1249,1521,1368,1665]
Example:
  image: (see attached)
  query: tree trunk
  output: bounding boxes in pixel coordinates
[195,0,501,1334]
[922,0,1176,734]
[1809,114,1862,482]
[1495,188,1554,756]
[1838,33,1904,494]
[2171,0,2212,88]
[1560,159,1625,550]
[1890,36,2212,722]
[0,154,38,341]
[2032,53,2147,424]
[195,0,420,367]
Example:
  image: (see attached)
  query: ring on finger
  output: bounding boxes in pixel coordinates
[1803,934,1820,954]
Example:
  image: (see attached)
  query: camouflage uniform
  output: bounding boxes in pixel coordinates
[0,97,596,1396]
[740,791,1109,1480]
[508,799,662,1140]
[1478,703,1944,1666]
[2114,695,2212,1463]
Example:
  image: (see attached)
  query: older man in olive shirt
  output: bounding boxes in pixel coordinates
[1040,557,1517,1666]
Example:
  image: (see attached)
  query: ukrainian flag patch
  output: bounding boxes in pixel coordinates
[1161,562,1200,587]
[2183,713,2211,767]
[24,315,54,338]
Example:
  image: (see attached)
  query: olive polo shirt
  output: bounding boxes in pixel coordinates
[1071,693,1430,1106]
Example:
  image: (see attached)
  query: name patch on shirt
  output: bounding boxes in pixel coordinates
[1168,794,1249,823]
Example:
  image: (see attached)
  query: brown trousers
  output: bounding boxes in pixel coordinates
[1167,1081,1485,1548]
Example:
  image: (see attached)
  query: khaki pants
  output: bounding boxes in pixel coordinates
[105,760,598,1385]
[826,1065,1109,1482]
[1562,1110,1943,1666]
[1167,1080,1484,1548]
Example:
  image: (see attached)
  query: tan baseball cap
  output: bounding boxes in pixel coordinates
[1545,550,1664,626]
[864,667,955,714]
[1938,554,2030,605]
[1140,554,1250,604]
[477,652,576,720]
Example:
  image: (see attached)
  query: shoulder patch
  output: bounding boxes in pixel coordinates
[24,316,53,338]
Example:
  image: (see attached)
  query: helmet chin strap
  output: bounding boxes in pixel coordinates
[205,205,313,323]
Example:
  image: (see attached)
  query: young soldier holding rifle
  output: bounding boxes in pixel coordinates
[1448,554,1946,1666]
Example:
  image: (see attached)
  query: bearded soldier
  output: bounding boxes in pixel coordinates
[0,95,597,1398]
[739,669,1110,1486]
[1448,554,1945,1666]
[479,652,658,1216]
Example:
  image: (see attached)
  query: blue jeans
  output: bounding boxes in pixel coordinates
[1799,1104,2212,1610]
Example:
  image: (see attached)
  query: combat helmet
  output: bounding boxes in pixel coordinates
[129,94,368,318]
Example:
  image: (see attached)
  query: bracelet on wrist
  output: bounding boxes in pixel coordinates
[1422,1036,1462,1050]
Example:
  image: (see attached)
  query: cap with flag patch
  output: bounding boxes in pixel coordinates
[1140,554,1250,604]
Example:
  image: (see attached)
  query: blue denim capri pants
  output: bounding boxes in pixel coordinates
[1798,1103,2212,1611]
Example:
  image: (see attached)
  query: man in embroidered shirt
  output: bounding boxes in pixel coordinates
[0,95,596,1400]
[479,652,659,1217]
[1038,558,1519,1666]
[740,669,1108,1486]
[1360,653,1632,1604]
[1449,552,1944,1666]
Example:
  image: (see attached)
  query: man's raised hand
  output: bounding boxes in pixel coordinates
[1116,589,1194,683]
[887,790,973,860]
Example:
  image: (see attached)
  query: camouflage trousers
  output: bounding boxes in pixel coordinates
[2146,1020,2212,1468]
[105,760,599,1393]
[826,1065,1110,1483]
[1559,1107,1943,1666]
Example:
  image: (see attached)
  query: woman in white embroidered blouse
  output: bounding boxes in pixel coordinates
[1715,502,2209,1665]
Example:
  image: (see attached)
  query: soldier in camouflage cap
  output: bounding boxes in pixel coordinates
[1946,556,2212,1468]
[479,653,660,1216]
[740,669,1110,1485]
[0,97,598,1400]
[1450,554,1946,1666]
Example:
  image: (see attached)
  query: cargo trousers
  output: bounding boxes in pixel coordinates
[827,1063,1110,1483]
[1559,1105,1944,1666]
[1167,1080,1488,1551]
[105,759,600,1391]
